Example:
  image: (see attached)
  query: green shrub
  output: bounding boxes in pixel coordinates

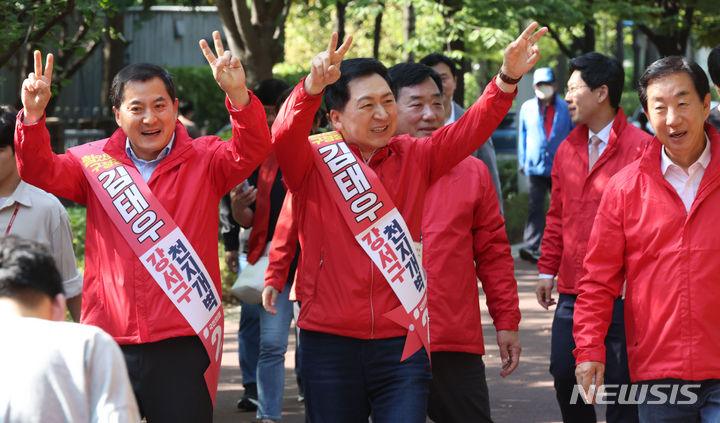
[66,205,86,271]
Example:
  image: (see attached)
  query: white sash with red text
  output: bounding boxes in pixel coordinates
[69,141,224,404]
[308,131,430,360]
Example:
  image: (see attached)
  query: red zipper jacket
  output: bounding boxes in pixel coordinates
[271,78,514,339]
[14,96,270,344]
[423,156,519,353]
[574,124,720,381]
[537,109,651,293]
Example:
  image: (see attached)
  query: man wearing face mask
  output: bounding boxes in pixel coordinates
[518,67,573,263]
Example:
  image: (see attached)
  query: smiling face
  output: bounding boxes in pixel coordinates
[113,77,178,161]
[394,77,445,138]
[644,72,710,168]
[330,74,398,159]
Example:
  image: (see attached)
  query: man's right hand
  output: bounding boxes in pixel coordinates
[304,32,354,96]
[536,277,556,309]
[262,286,279,315]
[225,250,239,273]
[21,51,54,123]
[575,361,605,404]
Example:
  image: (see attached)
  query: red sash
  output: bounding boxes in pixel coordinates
[308,131,430,360]
[69,141,224,404]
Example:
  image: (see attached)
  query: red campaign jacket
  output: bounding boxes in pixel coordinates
[14,96,271,345]
[537,109,651,293]
[264,191,299,296]
[423,156,519,354]
[573,124,720,382]
[271,78,515,340]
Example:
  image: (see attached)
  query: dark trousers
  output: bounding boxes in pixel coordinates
[428,351,492,423]
[524,174,551,251]
[299,330,431,423]
[121,336,212,423]
[638,379,720,422]
[550,294,638,423]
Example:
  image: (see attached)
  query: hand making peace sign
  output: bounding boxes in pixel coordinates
[21,51,54,123]
[501,22,549,80]
[304,32,354,96]
[199,31,249,108]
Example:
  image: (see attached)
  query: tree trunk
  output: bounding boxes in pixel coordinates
[101,12,127,117]
[336,0,347,48]
[403,3,415,62]
[372,6,383,60]
[215,0,291,89]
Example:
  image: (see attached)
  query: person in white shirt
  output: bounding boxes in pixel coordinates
[0,235,140,423]
[0,105,82,320]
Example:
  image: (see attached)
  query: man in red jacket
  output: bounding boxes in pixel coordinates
[574,56,720,422]
[270,25,545,422]
[388,61,520,423]
[536,52,650,423]
[15,32,270,422]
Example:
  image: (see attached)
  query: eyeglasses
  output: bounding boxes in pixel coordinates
[566,85,589,95]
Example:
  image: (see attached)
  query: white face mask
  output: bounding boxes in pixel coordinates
[534,84,554,101]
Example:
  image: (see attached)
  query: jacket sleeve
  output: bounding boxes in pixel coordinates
[518,104,527,170]
[271,79,322,193]
[219,192,240,252]
[471,161,520,331]
[14,113,88,204]
[573,177,626,365]
[421,77,516,184]
[537,145,565,276]
[264,192,299,292]
[212,93,272,195]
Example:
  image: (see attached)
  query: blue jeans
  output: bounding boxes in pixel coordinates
[238,301,261,386]
[256,280,294,420]
[638,379,720,423]
[550,294,637,423]
[299,330,431,423]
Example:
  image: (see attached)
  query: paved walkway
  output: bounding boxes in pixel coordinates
[213,258,607,422]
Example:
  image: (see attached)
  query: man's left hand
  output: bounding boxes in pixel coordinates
[199,30,249,108]
[500,22,548,81]
[497,330,521,377]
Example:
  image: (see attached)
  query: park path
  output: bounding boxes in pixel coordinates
[212,256,607,423]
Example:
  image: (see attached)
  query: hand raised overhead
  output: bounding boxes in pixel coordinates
[304,32,354,96]
[501,22,549,80]
[21,51,54,123]
[199,31,249,108]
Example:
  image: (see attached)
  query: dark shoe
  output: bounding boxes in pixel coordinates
[519,247,540,264]
[237,383,259,412]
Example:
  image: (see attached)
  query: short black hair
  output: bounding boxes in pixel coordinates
[110,63,176,109]
[254,78,290,107]
[388,62,443,98]
[419,53,458,78]
[0,105,18,151]
[178,100,194,116]
[0,236,63,304]
[569,52,625,110]
[707,45,720,87]
[323,58,392,113]
[639,56,709,111]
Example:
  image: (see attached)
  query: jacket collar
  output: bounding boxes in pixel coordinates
[640,123,720,203]
[347,141,393,168]
[102,121,195,174]
[566,108,629,170]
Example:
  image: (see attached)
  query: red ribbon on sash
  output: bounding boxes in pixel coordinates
[308,131,430,360]
[69,142,224,404]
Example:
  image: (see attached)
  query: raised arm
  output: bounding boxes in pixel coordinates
[199,31,271,193]
[421,23,548,181]
[271,33,353,192]
[16,51,87,203]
